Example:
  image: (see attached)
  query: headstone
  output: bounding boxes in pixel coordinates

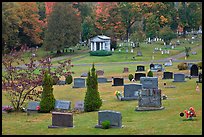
[81,72,88,77]
[73,101,84,112]
[55,100,71,111]
[27,101,40,113]
[161,50,164,54]
[123,84,143,98]
[95,110,122,128]
[123,67,129,73]
[136,65,145,72]
[150,63,154,69]
[135,73,146,81]
[150,64,163,72]
[57,80,66,85]
[126,49,128,53]
[112,78,124,86]
[73,78,86,88]
[96,70,104,76]
[97,77,107,83]
[131,49,134,53]
[135,89,164,111]
[164,62,172,67]
[140,77,158,89]
[137,51,142,56]
[190,64,199,77]
[162,72,173,79]
[173,73,186,82]
[48,112,73,128]
[119,49,121,52]
[112,48,114,52]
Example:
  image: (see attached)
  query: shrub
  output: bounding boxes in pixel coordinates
[40,71,55,113]
[177,62,188,70]
[147,70,153,77]
[197,62,202,69]
[101,120,111,129]
[128,74,134,81]
[90,50,112,56]
[84,63,102,112]
[65,75,73,84]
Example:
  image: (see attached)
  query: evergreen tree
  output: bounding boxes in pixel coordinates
[84,63,102,112]
[40,71,55,113]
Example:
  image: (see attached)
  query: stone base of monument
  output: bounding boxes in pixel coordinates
[120,96,138,101]
[172,80,186,82]
[95,124,124,128]
[26,110,38,115]
[135,106,165,111]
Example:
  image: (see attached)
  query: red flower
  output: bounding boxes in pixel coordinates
[36,106,40,111]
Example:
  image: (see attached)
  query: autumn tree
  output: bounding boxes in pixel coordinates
[43,2,81,54]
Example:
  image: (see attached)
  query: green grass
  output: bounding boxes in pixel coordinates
[2,62,202,135]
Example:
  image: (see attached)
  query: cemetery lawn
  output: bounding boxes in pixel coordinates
[2,64,202,135]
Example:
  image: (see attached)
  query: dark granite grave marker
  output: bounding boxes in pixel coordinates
[136,65,145,72]
[123,67,129,73]
[190,64,199,77]
[135,73,146,81]
[112,78,124,86]
[55,100,71,111]
[95,110,122,128]
[73,101,84,112]
[73,78,86,88]
[140,77,158,89]
[97,77,107,83]
[48,112,73,128]
[162,72,173,79]
[173,73,186,82]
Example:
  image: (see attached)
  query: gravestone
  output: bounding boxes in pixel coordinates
[81,72,88,77]
[112,78,124,86]
[97,77,107,83]
[150,63,154,69]
[73,78,86,88]
[121,84,142,100]
[190,64,199,77]
[164,62,172,67]
[135,73,146,81]
[55,100,71,111]
[27,101,40,114]
[48,112,73,128]
[73,101,84,112]
[123,67,129,73]
[191,51,197,55]
[57,80,66,85]
[173,73,186,82]
[136,65,145,72]
[137,51,142,56]
[96,70,104,76]
[95,110,122,128]
[136,89,164,111]
[150,64,163,72]
[162,72,173,79]
[140,77,158,89]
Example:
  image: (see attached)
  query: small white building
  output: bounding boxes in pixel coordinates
[90,35,111,51]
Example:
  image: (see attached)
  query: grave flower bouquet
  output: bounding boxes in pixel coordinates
[2,106,14,113]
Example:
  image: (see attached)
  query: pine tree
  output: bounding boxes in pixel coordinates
[39,71,55,113]
[84,63,102,112]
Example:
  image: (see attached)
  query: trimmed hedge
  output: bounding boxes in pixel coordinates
[90,50,112,56]
[177,62,188,70]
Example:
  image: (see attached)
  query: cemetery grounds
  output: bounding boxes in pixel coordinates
[2,35,202,135]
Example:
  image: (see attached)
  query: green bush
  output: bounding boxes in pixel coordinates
[177,62,188,70]
[84,64,102,112]
[65,75,73,84]
[39,71,55,113]
[90,50,112,56]
[128,74,134,81]
[147,70,153,77]
[197,62,202,69]
[101,120,111,129]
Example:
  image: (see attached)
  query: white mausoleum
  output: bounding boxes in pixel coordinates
[90,35,111,51]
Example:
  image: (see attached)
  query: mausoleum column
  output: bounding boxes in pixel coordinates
[99,42,102,50]
[94,42,96,51]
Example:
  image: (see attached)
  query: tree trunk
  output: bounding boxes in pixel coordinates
[56,50,61,54]
[183,26,187,38]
